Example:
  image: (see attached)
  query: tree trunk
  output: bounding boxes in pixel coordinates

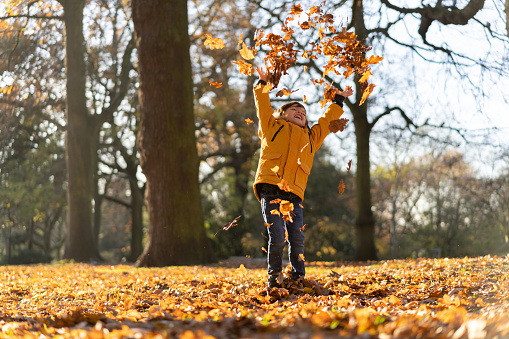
[128,177,144,262]
[60,0,97,262]
[132,0,214,266]
[353,99,377,261]
[351,0,377,261]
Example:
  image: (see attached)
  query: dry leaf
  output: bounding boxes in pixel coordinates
[329,118,349,133]
[203,34,225,49]
[209,80,222,88]
[338,179,345,194]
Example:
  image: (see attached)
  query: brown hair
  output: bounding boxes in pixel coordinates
[274,102,308,126]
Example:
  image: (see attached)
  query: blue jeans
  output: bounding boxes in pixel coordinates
[260,189,305,278]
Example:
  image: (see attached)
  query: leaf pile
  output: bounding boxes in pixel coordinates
[1,256,509,338]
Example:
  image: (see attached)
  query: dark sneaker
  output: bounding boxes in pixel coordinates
[268,275,281,288]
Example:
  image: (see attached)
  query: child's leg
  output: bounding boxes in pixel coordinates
[286,199,305,278]
[261,195,286,276]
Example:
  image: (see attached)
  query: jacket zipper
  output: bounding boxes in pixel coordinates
[271,125,284,142]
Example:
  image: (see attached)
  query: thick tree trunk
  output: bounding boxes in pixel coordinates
[61,0,97,262]
[132,0,214,266]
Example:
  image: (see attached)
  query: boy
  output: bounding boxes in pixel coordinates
[253,67,353,288]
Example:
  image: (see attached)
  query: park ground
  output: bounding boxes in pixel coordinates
[0,255,509,338]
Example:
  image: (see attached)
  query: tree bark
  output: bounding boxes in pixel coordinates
[132,0,214,266]
[60,0,97,262]
[351,0,378,261]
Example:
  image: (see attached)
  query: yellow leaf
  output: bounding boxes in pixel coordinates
[239,42,256,60]
[203,34,225,50]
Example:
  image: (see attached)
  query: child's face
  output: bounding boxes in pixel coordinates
[284,104,307,127]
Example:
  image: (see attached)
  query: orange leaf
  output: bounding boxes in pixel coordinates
[245,118,254,125]
[359,83,375,106]
[239,42,256,60]
[276,88,298,97]
[209,81,222,88]
[270,209,281,216]
[232,60,254,76]
[270,198,282,204]
[203,34,225,50]
[338,179,345,194]
[346,160,352,174]
[299,224,306,232]
[237,33,243,48]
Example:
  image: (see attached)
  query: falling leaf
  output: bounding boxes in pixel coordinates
[298,254,305,261]
[270,199,282,204]
[338,179,345,194]
[276,88,299,97]
[303,95,307,103]
[203,34,225,49]
[299,224,307,232]
[262,247,267,253]
[358,70,372,83]
[346,160,352,174]
[245,118,254,125]
[329,118,349,133]
[271,209,281,216]
[237,33,243,48]
[265,223,272,228]
[214,215,241,236]
[232,60,254,76]
[239,42,257,60]
[209,81,222,88]
[359,83,375,106]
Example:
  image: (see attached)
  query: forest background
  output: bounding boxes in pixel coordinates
[1,0,508,266]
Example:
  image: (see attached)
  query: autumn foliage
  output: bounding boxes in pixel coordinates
[1,256,508,338]
[204,3,382,108]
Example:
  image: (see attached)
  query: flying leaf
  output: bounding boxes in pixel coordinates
[276,88,299,97]
[329,118,349,133]
[299,224,307,232]
[245,118,254,125]
[346,160,352,174]
[214,215,241,236]
[203,34,225,50]
[270,199,282,204]
[232,60,254,76]
[298,254,305,261]
[209,81,222,88]
[359,83,375,106]
[271,210,281,216]
[358,70,372,83]
[237,33,243,48]
[239,42,256,60]
[303,95,307,103]
[338,179,345,194]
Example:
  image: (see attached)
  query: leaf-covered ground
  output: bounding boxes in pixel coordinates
[1,256,508,338]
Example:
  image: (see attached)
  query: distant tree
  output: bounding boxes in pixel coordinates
[132,0,214,266]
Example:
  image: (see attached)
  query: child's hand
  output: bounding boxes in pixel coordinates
[335,86,353,98]
[256,67,270,83]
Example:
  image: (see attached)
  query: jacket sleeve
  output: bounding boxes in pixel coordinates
[309,103,344,150]
[253,83,275,138]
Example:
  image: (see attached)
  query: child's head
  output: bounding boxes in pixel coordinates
[275,102,307,127]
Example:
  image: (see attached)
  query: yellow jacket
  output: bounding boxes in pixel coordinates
[253,83,344,202]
